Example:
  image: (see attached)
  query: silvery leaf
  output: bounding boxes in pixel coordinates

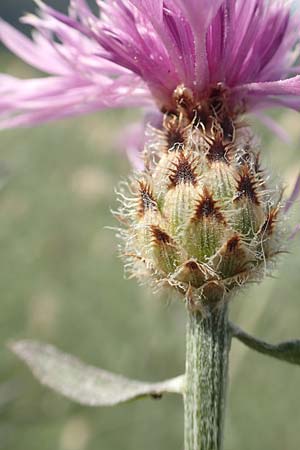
[10,340,184,406]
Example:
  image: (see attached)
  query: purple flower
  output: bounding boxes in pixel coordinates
[1,0,300,128]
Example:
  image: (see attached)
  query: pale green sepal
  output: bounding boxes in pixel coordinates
[9,340,184,406]
[230,322,300,366]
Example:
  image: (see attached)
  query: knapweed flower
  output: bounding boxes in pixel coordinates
[1,0,300,127]
[1,0,300,310]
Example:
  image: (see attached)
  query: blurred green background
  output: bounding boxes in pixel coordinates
[1,2,300,450]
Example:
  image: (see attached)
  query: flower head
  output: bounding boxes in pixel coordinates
[1,0,300,127]
[1,0,300,310]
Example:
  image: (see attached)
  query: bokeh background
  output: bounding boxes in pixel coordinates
[1,2,300,450]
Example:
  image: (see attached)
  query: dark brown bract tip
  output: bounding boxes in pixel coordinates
[194,104,211,130]
[167,128,186,151]
[150,225,172,245]
[234,166,260,205]
[220,116,235,143]
[192,187,225,223]
[225,234,240,253]
[184,260,200,271]
[137,181,157,217]
[163,114,187,151]
[206,141,230,164]
[207,83,232,121]
[168,152,198,187]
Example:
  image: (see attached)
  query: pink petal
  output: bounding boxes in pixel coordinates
[174,0,224,90]
[239,76,300,97]
[233,76,300,111]
[128,0,164,22]
[0,19,69,75]
[0,74,153,128]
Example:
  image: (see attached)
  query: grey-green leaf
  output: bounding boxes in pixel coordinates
[230,322,300,366]
[9,340,184,406]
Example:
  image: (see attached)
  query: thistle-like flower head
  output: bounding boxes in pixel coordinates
[1,0,300,310]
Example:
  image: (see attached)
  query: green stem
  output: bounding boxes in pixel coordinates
[184,306,230,450]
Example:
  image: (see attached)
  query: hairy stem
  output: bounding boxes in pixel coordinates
[184,306,230,450]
